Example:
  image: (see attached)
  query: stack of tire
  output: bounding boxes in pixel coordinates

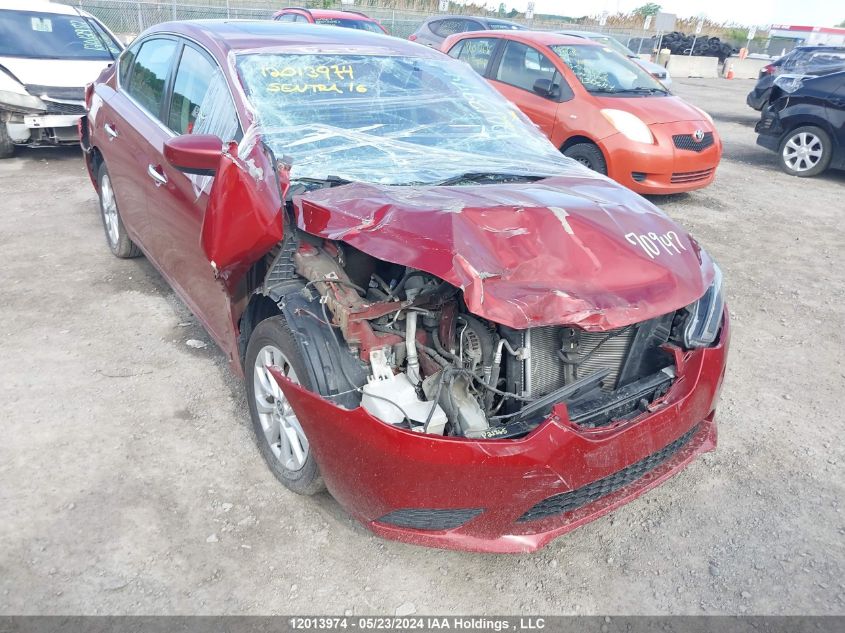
[628,33,738,64]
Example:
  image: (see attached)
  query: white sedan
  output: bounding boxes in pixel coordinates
[0,0,122,157]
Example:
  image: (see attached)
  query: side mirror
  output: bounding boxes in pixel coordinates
[163,134,223,176]
[533,78,559,99]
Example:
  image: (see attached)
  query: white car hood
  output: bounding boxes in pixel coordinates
[634,57,667,76]
[0,56,112,88]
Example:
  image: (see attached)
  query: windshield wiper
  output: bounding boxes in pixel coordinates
[292,175,351,187]
[618,87,669,95]
[434,172,546,186]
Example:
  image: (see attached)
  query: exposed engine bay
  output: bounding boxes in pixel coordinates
[265,230,686,440]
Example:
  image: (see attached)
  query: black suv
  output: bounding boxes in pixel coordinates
[755,71,845,177]
[747,46,845,111]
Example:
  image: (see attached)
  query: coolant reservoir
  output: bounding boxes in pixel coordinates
[361,373,448,435]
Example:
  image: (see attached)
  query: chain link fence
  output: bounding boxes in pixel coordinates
[56,0,657,50]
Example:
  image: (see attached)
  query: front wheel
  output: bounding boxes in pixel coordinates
[778,126,832,177]
[245,316,324,496]
[563,142,608,175]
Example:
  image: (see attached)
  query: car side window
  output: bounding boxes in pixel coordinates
[125,38,177,119]
[276,13,296,22]
[495,41,562,96]
[118,42,138,86]
[167,44,239,141]
[432,18,480,37]
[451,38,498,75]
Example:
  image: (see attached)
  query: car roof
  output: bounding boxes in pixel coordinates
[558,30,609,39]
[794,45,845,52]
[0,0,80,15]
[426,14,522,26]
[281,8,377,20]
[145,20,437,57]
[453,30,597,47]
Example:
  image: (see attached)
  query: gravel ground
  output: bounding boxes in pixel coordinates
[0,78,843,616]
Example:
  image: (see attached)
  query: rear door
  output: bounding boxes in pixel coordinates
[487,40,569,140]
[98,36,178,249]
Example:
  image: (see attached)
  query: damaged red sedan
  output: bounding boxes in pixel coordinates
[81,21,729,553]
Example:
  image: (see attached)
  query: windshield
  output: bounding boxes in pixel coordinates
[590,36,636,58]
[550,44,667,94]
[235,53,584,185]
[0,10,121,60]
[314,18,384,33]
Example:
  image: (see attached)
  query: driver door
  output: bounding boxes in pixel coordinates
[486,40,570,140]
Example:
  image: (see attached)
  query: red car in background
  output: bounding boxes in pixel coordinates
[81,21,728,552]
[442,31,722,194]
[272,6,387,33]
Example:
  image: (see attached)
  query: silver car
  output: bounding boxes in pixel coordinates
[409,14,526,48]
[557,30,672,89]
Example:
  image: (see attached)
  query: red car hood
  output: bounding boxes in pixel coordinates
[294,175,715,330]
[594,95,708,125]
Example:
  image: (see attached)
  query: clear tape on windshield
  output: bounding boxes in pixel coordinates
[232,51,600,186]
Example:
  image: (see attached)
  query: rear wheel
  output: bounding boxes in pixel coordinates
[778,126,832,177]
[97,162,142,258]
[245,316,324,496]
[563,142,608,175]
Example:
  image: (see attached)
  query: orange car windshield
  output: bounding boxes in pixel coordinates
[550,44,668,95]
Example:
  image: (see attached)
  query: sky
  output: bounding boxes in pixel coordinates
[503,1,842,28]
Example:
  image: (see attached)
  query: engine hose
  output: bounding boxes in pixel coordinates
[370,323,450,368]
[484,361,501,412]
[406,311,421,384]
[457,315,496,368]
[431,329,461,364]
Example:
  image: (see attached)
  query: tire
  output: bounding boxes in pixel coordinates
[0,121,14,159]
[245,316,324,496]
[778,126,833,177]
[97,162,142,258]
[563,142,608,175]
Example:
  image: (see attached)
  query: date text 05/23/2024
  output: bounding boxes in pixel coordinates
[288,616,547,631]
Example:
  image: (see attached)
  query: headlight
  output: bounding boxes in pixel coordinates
[600,109,654,144]
[683,264,725,348]
[0,70,45,112]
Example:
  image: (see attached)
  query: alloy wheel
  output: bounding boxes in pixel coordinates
[252,345,309,472]
[782,132,823,173]
[100,173,120,247]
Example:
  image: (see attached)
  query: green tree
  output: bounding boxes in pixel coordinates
[507,8,519,18]
[633,3,662,18]
[498,3,506,16]
[837,19,845,27]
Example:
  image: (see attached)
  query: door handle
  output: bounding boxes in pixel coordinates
[147,164,168,187]
[104,123,118,139]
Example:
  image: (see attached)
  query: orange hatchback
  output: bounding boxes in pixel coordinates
[442,31,722,194]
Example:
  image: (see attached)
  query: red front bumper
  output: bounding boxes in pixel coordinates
[271,318,729,553]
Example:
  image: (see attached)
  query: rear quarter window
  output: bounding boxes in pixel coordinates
[431,18,483,37]
[451,38,498,75]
